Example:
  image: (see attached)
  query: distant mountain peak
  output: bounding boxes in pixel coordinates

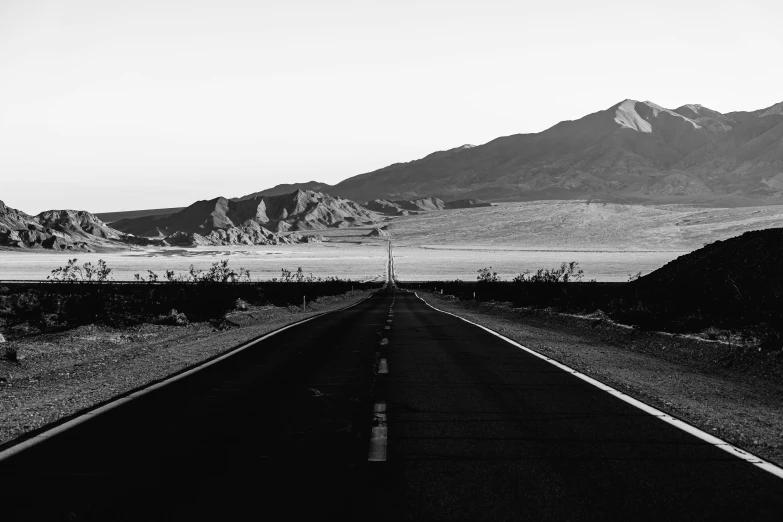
[613,99,702,133]
[614,100,653,133]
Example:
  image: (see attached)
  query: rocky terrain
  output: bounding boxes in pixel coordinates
[0,200,123,251]
[0,196,329,251]
[111,190,379,244]
[314,99,783,205]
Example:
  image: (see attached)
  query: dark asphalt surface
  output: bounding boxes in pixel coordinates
[2,288,783,520]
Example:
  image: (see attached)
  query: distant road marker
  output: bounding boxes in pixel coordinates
[378,358,388,374]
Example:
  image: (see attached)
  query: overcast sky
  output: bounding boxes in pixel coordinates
[1,0,781,213]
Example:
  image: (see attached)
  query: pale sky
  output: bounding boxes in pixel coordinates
[1,0,781,214]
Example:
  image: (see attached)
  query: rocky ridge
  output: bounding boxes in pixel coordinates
[0,200,119,251]
[111,190,380,242]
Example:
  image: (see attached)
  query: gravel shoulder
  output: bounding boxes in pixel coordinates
[0,290,373,447]
[418,292,783,467]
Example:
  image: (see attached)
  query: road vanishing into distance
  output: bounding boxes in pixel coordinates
[2,246,783,520]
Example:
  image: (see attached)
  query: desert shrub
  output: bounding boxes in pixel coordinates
[270,267,341,283]
[477,267,501,283]
[48,259,112,282]
[513,262,584,284]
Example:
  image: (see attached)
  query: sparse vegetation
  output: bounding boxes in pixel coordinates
[477,267,501,283]
[271,267,342,283]
[512,262,584,283]
[0,260,378,342]
[49,259,112,282]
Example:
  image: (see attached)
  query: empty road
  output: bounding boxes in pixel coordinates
[2,288,783,520]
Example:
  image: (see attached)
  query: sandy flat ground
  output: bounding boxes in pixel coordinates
[387,200,783,250]
[0,242,389,282]
[393,246,684,282]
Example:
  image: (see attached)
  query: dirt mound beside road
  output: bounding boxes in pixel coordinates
[636,228,783,343]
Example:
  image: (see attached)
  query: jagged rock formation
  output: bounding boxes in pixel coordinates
[111,190,379,244]
[161,227,324,247]
[317,99,783,205]
[0,200,122,251]
[35,210,122,240]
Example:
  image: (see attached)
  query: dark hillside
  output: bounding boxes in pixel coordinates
[635,228,783,339]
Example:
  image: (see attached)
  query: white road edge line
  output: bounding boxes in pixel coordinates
[0,292,376,463]
[369,402,388,462]
[414,292,783,481]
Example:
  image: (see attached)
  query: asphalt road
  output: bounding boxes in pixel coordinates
[2,288,783,520]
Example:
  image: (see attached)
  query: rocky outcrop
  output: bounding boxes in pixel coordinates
[0,200,119,251]
[112,190,381,239]
[36,209,122,240]
[161,224,314,247]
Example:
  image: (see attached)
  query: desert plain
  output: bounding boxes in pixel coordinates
[3,200,783,282]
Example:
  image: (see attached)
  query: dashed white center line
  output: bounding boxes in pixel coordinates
[368,402,387,462]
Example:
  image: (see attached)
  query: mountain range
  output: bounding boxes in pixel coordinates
[97,98,783,222]
[230,99,783,206]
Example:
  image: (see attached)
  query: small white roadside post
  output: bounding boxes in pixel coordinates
[303,295,306,312]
